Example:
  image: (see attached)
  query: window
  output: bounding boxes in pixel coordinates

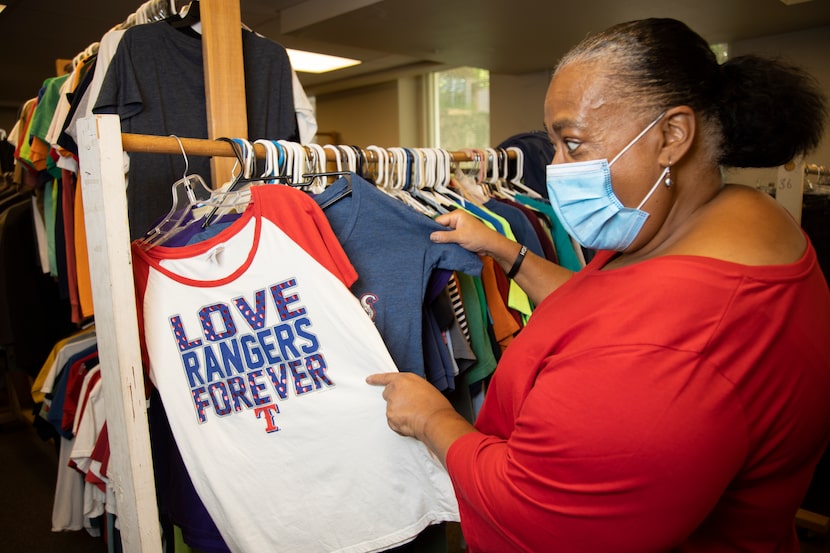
[429,67,490,150]
[711,43,729,64]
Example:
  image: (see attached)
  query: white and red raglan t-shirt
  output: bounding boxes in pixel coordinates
[132,184,459,553]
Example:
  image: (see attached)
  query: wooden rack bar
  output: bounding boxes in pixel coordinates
[121,132,513,162]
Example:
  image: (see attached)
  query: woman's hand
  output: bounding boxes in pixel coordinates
[367,372,477,466]
[431,208,573,305]
[366,372,454,439]
[430,210,507,257]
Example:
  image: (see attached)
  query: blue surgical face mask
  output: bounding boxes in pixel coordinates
[546,112,668,251]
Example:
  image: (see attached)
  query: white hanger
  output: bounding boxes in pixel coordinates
[302,143,326,192]
[253,139,279,183]
[276,140,296,182]
[315,145,357,209]
[366,145,387,189]
[504,146,543,198]
[433,149,471,205]
[324,144,343,173]
[338,145,358,173]
[404,148,442,215]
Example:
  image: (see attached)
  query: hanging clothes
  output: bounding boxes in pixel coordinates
[0,191,72,375]
[314,173,483,388]
[513,193,585,271]
[26,75,69,174]
[92,21,299,239]
[496,130,555,198]
[131,184,459,553]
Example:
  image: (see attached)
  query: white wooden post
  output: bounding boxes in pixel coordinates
[77,114,162,553]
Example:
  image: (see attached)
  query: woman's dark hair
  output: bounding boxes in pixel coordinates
[555,18,827,168]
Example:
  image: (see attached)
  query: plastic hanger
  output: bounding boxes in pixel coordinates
[339,145,359,173]
[169,0,200,29]
[200,138,272,228]
[138,135,249,249]
[304,143,329,193]
[405,148,447,215]
[449,149,488,204]
[432,148,473,206]
[364,146,403,207]
[137,135,211,249]
[275,141,351,192]
[504,146,543,198]
[390,147,435,216]
[455,147,493,202]
[483,147,511,198]
[316,145,358,209]
[253,139,283,184]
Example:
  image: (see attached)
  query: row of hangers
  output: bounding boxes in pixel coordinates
[70,1,199,69]
[138,137,543,250]
[116,0,180,30]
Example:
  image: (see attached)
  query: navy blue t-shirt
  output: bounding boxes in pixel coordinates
[315,174,482,379]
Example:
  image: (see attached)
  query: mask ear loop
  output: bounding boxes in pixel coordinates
[609,111,667,166]
[635,166,670,210]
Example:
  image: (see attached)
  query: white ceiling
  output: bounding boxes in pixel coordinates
[1,0,829,109]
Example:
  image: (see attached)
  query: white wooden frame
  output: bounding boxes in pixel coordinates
[77,114,163,553]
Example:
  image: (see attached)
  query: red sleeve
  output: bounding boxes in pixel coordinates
[259,186,358,288]
[131,242,155,395]
[60,352,99,434]
[446,346,748,553]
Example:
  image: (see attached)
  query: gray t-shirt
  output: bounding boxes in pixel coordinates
[94,22,297,238]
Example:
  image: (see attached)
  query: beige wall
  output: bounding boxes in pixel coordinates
[313,75,427,148]
[489,71,552,145]
[314,25,829,170]
[396,75,426,148]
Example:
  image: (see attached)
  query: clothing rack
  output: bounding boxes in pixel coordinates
[79,117,513,553]
[76,3,518,551]
[72,1,246,551]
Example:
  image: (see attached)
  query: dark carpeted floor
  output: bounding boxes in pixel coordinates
[0,415,108,553]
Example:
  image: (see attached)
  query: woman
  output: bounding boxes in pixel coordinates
[367,18,830,552]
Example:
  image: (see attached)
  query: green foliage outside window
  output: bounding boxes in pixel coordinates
[434,67,490,150]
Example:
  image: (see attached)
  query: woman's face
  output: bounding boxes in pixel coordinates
[543,61,665,210]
